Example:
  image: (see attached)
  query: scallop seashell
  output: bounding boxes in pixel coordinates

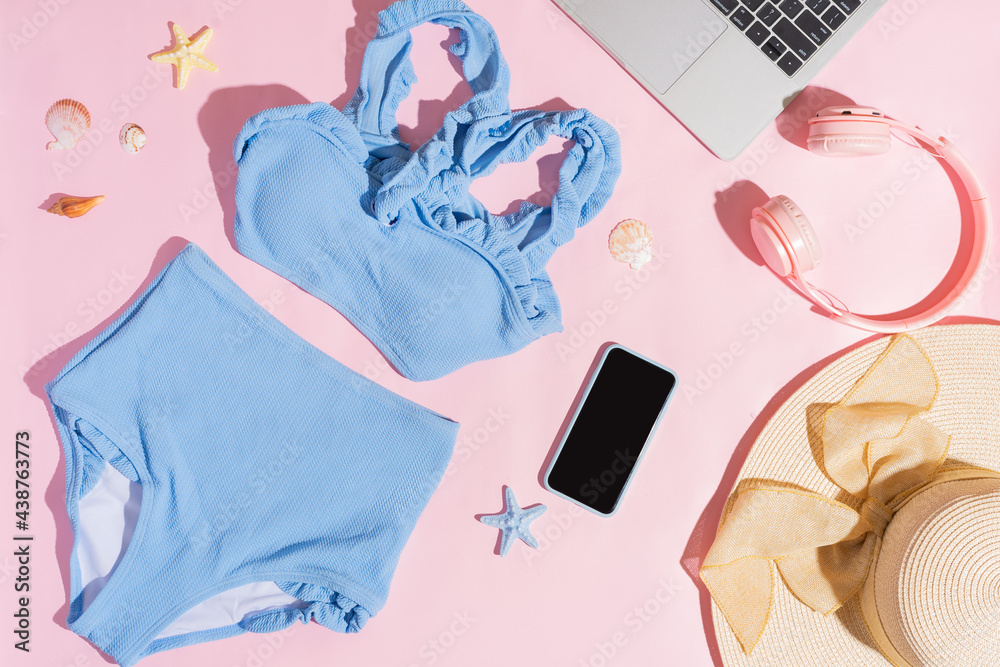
[44,98,91,150]
[46,195,104,218]
[119,123,147,154]
[609,219,654,270]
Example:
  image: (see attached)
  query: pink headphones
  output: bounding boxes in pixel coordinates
[750,106,992,333]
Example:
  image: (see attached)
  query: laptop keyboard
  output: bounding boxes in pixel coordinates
[709,0,864,76]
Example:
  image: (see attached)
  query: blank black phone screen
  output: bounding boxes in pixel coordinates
[546,347,676,515]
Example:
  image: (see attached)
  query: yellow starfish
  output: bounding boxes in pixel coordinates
[150,24,218,89]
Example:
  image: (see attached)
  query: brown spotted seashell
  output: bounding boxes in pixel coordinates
[119,123,147,154]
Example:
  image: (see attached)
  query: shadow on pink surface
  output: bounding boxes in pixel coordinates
[680,314,1000,666]
[331,0,397,111]
[713,86,856,271]
[712,86,850,271]
[37,192,83,213]
[776,86,855,152]
[398,25,468,148]
[714,180,770,269]
[484,112,574,219]
[23,236,191,664]
[330,1,470,135]
[197,84,310,252]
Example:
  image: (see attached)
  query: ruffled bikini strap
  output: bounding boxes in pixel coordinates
[342,0,511,153]
[345,0,621,280]
[461,107,622,276]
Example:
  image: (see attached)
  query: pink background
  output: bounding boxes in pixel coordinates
[3,1,999,666]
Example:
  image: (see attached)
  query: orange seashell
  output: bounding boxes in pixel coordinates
[47,195,104,218]
[609,219,654,270]
[44,98,91,150]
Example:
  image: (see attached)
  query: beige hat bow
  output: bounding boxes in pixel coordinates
[700,335,957,655]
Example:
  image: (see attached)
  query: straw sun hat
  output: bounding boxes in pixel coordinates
[701,324,1000,666]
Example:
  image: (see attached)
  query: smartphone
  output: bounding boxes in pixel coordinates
[543,345,677,516]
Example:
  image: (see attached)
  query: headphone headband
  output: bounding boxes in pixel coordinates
[752,107,992,333]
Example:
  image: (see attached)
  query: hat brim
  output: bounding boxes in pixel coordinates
[705,324,1000,666]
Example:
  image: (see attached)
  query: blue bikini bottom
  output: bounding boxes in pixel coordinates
[45,243,458,666]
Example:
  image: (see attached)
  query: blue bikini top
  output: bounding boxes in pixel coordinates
[232,0,622,381]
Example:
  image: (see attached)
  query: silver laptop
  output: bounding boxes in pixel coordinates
[553,0,887,160]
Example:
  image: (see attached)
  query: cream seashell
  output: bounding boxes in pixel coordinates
[45,98,91,150]
[119,123,147,154]
[609,219,654,270]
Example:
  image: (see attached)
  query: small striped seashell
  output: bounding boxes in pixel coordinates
[119,123,147,154]
[609,219,654,270]
[46,195,105,218]
[44,98,91,150]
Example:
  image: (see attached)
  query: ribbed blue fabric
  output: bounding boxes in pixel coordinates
[233,0,622,381]
[45,243,459,666]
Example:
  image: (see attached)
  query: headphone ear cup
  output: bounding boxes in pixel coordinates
[807,133,892,157]
[807,108,893,157]
[750,214,794,277]
[751,195,822,275]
